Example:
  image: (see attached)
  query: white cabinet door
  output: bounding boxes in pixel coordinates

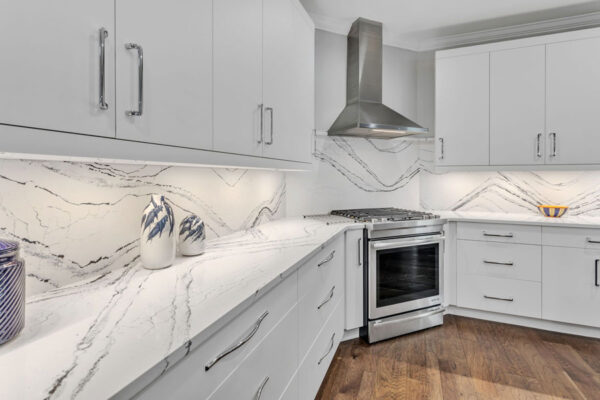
[344,229,364,330]
[436,53,490,166]
[0,0,115,137]
[546,36,600,165]
[116,0,212,149]
[490,45,546,165]
[542,246,600,328]
[213,0,263,157]
[262,0,314,162]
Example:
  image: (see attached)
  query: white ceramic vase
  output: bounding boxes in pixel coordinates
[140,194,176,269]
[178,214,206,256]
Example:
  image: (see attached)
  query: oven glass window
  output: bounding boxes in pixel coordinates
[376,243,439,308]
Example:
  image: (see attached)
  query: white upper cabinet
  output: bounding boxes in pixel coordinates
[435,53,490,166]
[213,0,263,157]
[115,0,212,149]
[0,0,115,137]
[546,36,600,165]
[490,45,546,166]
[262,0,314,163]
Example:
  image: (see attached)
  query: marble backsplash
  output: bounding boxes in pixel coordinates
[0,159,285,295]
[419,144,600,216]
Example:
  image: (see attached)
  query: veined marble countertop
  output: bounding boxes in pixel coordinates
[0,217,361,400]
[438,210,600,229]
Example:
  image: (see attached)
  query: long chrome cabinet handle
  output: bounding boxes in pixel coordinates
[98,28,109,110]
[483,231,513,238]
[317,333,335,365]
[253,376,269,400]
[550,132,557,157]
[265,107,274,145]
[258,104,264,144]
[125,43,143,116]
[536,133,542,158]
[587,238,600,244]
[317,286,335,310]
[205,311,268,371]
[595,260,599,287]
[438,138,444,160]
[358,238,362,266]
[483,260,514,266]
[318,250,335,267]
[484,295,514,302]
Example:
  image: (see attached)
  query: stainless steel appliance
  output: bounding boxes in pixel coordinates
[331,208,445,343]
[327,19,430,139]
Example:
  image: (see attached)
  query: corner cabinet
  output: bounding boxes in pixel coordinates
[0,0,314,169]
[436,27,600,169]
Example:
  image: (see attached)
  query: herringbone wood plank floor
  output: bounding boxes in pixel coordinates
[315,315,600,400]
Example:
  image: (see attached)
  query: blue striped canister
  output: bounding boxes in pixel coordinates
[0,239,25,345]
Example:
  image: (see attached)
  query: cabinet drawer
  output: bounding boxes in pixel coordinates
[458,222,541,245]
[457,240,541,281]
[298,300,344,400]
[298,236,344,355]
[208,305,299,400]
[542,226,600,249]
[299,235,344,298]
[457,275,541,318]
[136,273,297,400]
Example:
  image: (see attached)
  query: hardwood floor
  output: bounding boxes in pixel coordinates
[315,315,600,400]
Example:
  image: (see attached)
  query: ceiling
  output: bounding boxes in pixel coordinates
[300,0,600,50]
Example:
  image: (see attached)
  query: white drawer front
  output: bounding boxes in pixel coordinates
[298,236,344,355]
[458,222,541,245]
[543,226,600,249]
[298,300,344,400]
[137,273,297,400]
[209,305,299,400]
[280,370,298,400]
[457,240,541,282]
[457,275,541,318]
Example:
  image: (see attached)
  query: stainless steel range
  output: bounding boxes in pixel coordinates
[331,208,446,343]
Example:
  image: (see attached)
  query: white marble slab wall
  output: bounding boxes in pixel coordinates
[419,144,600,216]
[0,159,285,295]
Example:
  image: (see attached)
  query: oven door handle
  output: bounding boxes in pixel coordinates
[372,236,445,250]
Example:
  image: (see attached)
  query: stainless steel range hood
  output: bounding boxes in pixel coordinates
[328,18,430,138]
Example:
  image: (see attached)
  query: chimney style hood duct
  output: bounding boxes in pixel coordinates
[328,18,430,138]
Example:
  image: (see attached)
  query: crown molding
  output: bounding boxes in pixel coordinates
[310,11,600,52]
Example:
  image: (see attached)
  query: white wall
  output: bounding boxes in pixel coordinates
[286,29,426,216]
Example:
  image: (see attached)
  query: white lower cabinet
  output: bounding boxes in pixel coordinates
[344,229,364,330]
[208,305,299,400]
[542,246,600,328]
[135,233,347,400]
[298,300,344,400]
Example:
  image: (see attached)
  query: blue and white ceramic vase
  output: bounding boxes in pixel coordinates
[178,214,206,256]
[0,239,25,345]
[140,194,176,270]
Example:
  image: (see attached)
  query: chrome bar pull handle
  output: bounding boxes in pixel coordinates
[98,28,109,110]
[438,138,444,160]
[586,238,600,244]
[595,260,599,287]
[484,295,514,302]
[483,231,513,238]
[317,250,335,267]
[317,333,335,365]
[536,133,542,158]
[317,286,335,310]
[253,377,269,400]
[483,260,514,266]
[265,107,274,145]
[125,43,143,116]
[358,238,362,266]
[258,104,264,143]
[550,132,557,157]
[205,311,268,371]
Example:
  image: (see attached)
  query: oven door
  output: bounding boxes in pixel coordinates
[368,234,444,320]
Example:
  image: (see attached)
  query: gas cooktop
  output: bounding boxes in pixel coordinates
[330,207,439,223]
